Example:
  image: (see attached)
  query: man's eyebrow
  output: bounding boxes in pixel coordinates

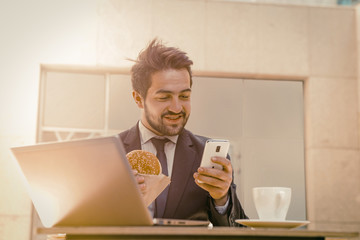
[155,88,192,94]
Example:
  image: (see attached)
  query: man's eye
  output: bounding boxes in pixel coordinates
[180,95,190,100]
[158,96,170,100]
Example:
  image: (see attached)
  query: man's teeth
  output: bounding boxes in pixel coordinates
[166,116,181,120]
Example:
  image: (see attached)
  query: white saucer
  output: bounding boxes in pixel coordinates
[235,219,310,229]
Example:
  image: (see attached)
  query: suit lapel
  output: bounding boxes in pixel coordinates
[121,124,141,153]
[164,130,198,218]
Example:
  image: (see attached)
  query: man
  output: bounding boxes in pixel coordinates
[119,38,247,226]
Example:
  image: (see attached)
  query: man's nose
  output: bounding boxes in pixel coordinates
[168,98,182,113]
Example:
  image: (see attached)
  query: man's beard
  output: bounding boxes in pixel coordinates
[144,104,189,136]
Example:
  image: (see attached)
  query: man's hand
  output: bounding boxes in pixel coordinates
[193,156,233,206]
[133,170,147,195]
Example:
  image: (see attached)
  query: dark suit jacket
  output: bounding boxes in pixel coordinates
[119,124,248,226]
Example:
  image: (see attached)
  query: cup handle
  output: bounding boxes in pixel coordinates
[276,191,285,208]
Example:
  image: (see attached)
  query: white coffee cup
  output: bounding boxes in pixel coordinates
[253,187,291,221]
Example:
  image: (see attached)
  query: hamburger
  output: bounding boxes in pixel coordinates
[126,150,162,175]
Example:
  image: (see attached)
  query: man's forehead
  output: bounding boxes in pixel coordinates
[149,69,191,91]
[154,88,192,94]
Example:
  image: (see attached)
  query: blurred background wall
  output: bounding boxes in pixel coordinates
[0,1,98,239]
[1,0,360,239]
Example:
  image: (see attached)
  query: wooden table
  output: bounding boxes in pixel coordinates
[38,226,359,240]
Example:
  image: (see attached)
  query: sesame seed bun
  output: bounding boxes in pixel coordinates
[126,150,162,175]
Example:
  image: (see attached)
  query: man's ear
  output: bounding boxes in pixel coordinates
[132,91,144,109]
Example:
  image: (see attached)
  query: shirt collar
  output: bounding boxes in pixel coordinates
[138,121,178,144]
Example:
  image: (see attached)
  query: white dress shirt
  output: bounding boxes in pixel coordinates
[138,121,178,177]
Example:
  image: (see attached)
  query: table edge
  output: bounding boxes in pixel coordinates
[37,226,359,238]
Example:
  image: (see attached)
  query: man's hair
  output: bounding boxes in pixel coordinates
[130,38,193,98]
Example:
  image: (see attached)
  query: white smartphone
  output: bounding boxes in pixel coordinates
[200,139,230,170]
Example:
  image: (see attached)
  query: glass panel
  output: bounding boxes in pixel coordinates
[242,80,305,220]
[108,74,140,131]
[43,72,106,129]
[188,76,306,221]
[186,77,244,139]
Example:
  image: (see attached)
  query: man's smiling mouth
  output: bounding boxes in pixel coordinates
[165,115,182,120]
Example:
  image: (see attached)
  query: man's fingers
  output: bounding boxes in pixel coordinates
[210,157,232,172]
[194,176,228,200]
[194,172,229,189]
[132,170,146,194]
[197,167,231,183]
[194,158,233,200]
[136,175,145,184]
[139,183,146,191]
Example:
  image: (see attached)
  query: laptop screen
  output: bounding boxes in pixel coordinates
[11,136,153,227]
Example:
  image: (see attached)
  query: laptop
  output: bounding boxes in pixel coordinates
[10,135,209,227]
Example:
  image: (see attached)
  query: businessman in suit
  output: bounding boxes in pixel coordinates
[119,38,247,226]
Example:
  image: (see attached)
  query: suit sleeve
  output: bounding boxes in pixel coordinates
[208,183,248,226]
